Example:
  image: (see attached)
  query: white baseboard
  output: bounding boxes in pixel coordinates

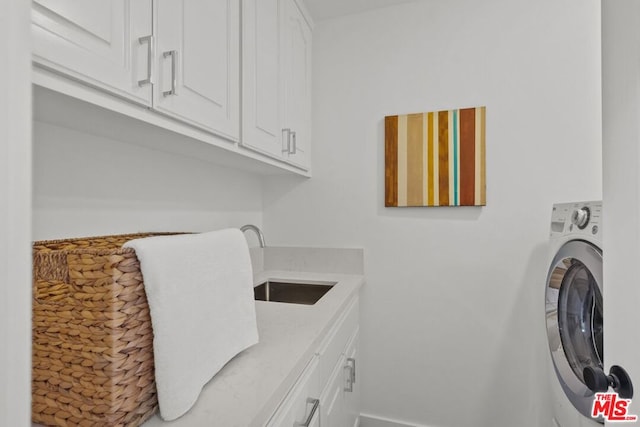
[359,413,434,427]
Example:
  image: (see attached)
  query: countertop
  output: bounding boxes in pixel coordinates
[142,269,364,427]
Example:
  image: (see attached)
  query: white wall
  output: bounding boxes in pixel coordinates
[33,121,264,241]
[602,0,640,421]
[263,1,602,426]
[0,1,32,426]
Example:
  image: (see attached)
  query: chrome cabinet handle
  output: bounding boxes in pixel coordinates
[291,131,297,154]
[138,35,154,87]
[347,357,356,383]
[163,50,177,97]
[344,365,354,392]
[294,398,319,427]
[282,128,292,153]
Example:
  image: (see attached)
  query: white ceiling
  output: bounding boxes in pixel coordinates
[304,0,419,21]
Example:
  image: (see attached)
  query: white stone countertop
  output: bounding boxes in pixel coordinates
[141,270,364,427]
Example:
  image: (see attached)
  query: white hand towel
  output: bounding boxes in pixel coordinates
[123,229,259,421]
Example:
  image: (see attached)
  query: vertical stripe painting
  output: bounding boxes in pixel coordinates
[385,107,486,207]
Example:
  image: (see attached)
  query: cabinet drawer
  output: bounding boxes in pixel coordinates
[266,356,321,427]
[316,297,359,386]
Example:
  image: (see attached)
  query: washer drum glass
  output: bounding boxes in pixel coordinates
[546,239,603,422]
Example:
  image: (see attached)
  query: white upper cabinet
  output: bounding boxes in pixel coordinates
[241,0,312,171]
[281,0,312,170]
[154,0,240,141]
[33,0,239,141]
[32,0,311,173]
[241,0,283,159]
[32,0,153,106]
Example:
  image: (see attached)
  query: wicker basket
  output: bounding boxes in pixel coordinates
[32,233,183,427]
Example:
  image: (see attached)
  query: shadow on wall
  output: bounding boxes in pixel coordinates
[33,121,262,211]
[32,121,265,239]
[472,242,552,426]
[261,174,309,211]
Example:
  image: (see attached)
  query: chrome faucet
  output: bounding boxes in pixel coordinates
[240,224,266,248]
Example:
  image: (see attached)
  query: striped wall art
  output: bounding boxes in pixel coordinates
[385,107,486,207]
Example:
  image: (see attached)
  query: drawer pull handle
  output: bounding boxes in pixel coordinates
[282,128,292,153]
[291,131,297,154]
[138,35,154,87]
[344,365,354,392]
[294,397,319,427]
[347,357,356,383]
[163,50,177,97]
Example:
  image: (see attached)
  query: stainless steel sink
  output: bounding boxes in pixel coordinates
[254,280,336,305]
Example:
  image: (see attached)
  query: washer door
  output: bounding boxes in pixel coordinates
[546,240,603,421]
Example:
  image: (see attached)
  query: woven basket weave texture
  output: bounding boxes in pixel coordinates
[32,233,181,427]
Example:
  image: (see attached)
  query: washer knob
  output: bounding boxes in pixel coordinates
[584,365,634,399]
[571,207,590,229]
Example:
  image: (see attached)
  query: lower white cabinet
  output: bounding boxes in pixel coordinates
[266,297,360,427]
[343,332,360,427]
[319,354,347,427]
[320,330,359,427]
[266,357,321,427]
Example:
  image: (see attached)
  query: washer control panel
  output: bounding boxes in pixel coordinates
[551,201,602,240]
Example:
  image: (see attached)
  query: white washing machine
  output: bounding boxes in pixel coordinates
[546,201,603,427]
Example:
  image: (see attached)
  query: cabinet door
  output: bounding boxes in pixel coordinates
[281,0,312,170]
[32,0,152,105]
[155,0,240,140]
[241,0,284,159]
[343,331,360,427]
[320,355,347,427]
